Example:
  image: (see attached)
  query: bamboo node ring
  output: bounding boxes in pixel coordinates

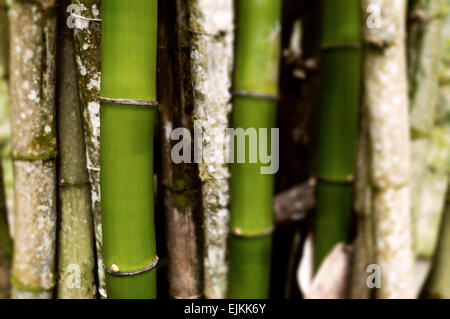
[99,97,159,108]
[103,256,159,277]
[233,91,279,101]
[71,13,102,22]
[230,226,274,238]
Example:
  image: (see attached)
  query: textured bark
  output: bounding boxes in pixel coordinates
[158,0,203,299]
[56,0,95,299]
[361,0,415,299]
[71,0,104,298]
[408,0,447,258]
[187,0,234,299]
[9,0,57,299]
[0,0,12,299]
[350,98,374,299]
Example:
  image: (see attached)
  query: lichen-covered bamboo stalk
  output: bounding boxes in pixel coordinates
[314,0,361,268]
[0,0,12,300]
[71,0,105,297]
[408,0,447,258]
[229,0,281,299]
[158,0,203,299]
[56,0,95,299]
[100,0,158,299]
[188,0,234,299]
[9,0,57,299]
[361,0,415,299]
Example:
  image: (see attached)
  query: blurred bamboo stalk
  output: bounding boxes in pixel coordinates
[0,0,12,300]
[187,0,234,299]
[408,0,448,258]
[361,0,415,299]
[56,0,95,299]
[9,0,58,299]
[229,0,281,299]
[71,0,105,298]
[158,0,203,299]
[314,0,361,269]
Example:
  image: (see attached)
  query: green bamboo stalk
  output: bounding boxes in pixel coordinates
[56,0,95,299]
[314,0,361,268]
[187,0,234,299]
[408,0,448,258]
[100,0,158,299]
[9,0,58,299]
[421,10,450,297]
[0,0,12,300]
[71,0,105,298]
[362,0,415,298]
[158,0,203,299]
[228,0,281,299]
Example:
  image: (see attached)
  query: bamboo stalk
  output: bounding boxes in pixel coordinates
[158,0,203,299]
[228,0,282,299]
[71,0,105,298]
[408,0,447,258]
[361,0,415,299]
[187,0,234,299]
[9,0,58,299]
[100,0,158,299]
[56,0,95,299]
[314,0,361,268]
[0,0,12,300]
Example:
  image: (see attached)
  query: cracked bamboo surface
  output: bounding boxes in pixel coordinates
[187,0,234,299]
[361,0,415,299]
[71,0,105,298]
[158,0,203,299]
[9,0,57,299]
[56,0,95,299]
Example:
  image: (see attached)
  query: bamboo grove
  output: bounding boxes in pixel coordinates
[0,0,448,300]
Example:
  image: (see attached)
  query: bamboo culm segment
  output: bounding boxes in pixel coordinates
[314,0,361,269]
[362,0,415,299]
[229,0,281,299]
[10,0,58,299]
[100,0,158,299]
[71,0,105,298]
[56,0,96,299]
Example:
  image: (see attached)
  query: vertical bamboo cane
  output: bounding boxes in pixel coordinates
[361,0,415,299]
[9,0,58,299]
[314,0,362,269]
[228,0,282,299]
[408,0,447,258]
[100,0,158,299]
[158,0,203,299]
[56,0,96,299]
[187,0,234,299]
[71,0,105,297]
[0,0,12,299]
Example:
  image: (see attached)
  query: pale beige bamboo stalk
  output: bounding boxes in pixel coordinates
[9,0,57,299]
[187,0,234,299]
[361,0,415,299]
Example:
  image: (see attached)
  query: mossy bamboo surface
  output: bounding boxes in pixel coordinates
[314,0,361,268]
[71,0,105,298]
[9,0,57,299]
[0,0,11,299]
[158,0,202,299]
[100,0,158,299]
[229,0,281,299]
[187,0,234,299]
[408,0,448,258]
[56,0,95,299]
[361,0,415,299]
